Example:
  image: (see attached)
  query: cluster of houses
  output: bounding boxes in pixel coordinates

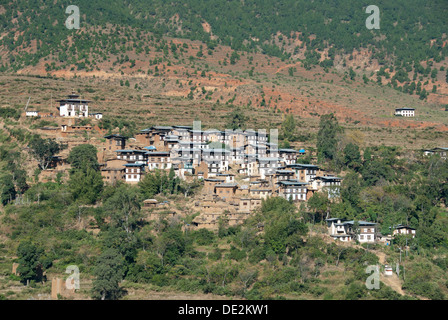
[98,124,343,229]
[325,218,417,245]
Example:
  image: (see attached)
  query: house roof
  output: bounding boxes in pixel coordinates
[279,149,298,153]
[147,152,170,156]
[124,163,146,167]
[287,163,319,169]
[277,180,308,186]
[104,134,126,139]
[394,224,416,230]
[215,183,238,188]
[115,149,148,154]
[313,176,342,181]
[334,220,377,226]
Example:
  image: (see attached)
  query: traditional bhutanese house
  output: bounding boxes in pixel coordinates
[309,175,342,199]
[238,155,258,176]
[177,141,209,150]
[287,164,321,183]
[203,129,223,143]
[276,180,308,202]
[101,167,125,184]
[265,143,279,158]
[357,221,378,243]
[202,149,230,174]
[190,130,207,143]
[90,113,103,120]
[164,135,179,150]
[250,179,271,189]
[239,198,263,213]
[394,107,415,117]
[171,126,192,141]
[229,146,245,164]
[244,129,268,145]
[101,159,127,184]
[215,183,238,201]
[279,149,298,165]
[249,188,272,200]
[146,151,171,170]
[57,91,90,117]
[274,169,296,184]
[223,129,246,148]
[215,173,235,183]
[194,161,209,179]
[26,110,39,117]
[235,185,250,198]
[104,134,127,152]
[143,199,158,208]
[423,147,448,159]
[203,178,225,194]
[115,150,148,163]
[135,126,172,148]
[135,128,152,145]
[244,143,267,157]
[326,218,377,243]
[392,225,416,238]
[172,147,202,166]
[124,163,146,184]
[257,157,283,179]
[176,160,194,178]
[326,218,352,242]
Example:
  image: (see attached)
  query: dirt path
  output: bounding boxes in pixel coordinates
[369,250,405,296]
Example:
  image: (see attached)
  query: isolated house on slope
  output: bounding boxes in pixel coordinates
[57,91,90,117]
[326,218,378,243]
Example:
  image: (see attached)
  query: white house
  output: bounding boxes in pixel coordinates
[395,107,415,117]
[124,163,146,184]
[326,218,377,243]
[57,92,90,117]
[392,225,416,238]
[26,110,39,117]
[90,113,103,120]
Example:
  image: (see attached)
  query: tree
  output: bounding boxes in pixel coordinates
[68,144,99,172]
[103,184,142,235]
[16,241,44,285]
[91,248,125,300]
[68,168,103,204]
[0,174,16,205]
[226,107,247,130]
[343,143,362,170]
[28,136,66,170]
[281,114,297,142]
[317,113,341,162]
[307,192,330,223]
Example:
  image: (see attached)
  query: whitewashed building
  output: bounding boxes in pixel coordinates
[395,107,415,117]
[57,92,90,117]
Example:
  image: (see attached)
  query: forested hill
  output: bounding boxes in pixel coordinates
[1,0,447,73]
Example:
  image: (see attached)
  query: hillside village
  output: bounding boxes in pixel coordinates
[23,91,431,245]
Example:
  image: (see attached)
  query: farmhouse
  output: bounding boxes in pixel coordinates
[57,91,90,117]
[394,107,415,117]
[326,218,378,243]
[393,225,416,238]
